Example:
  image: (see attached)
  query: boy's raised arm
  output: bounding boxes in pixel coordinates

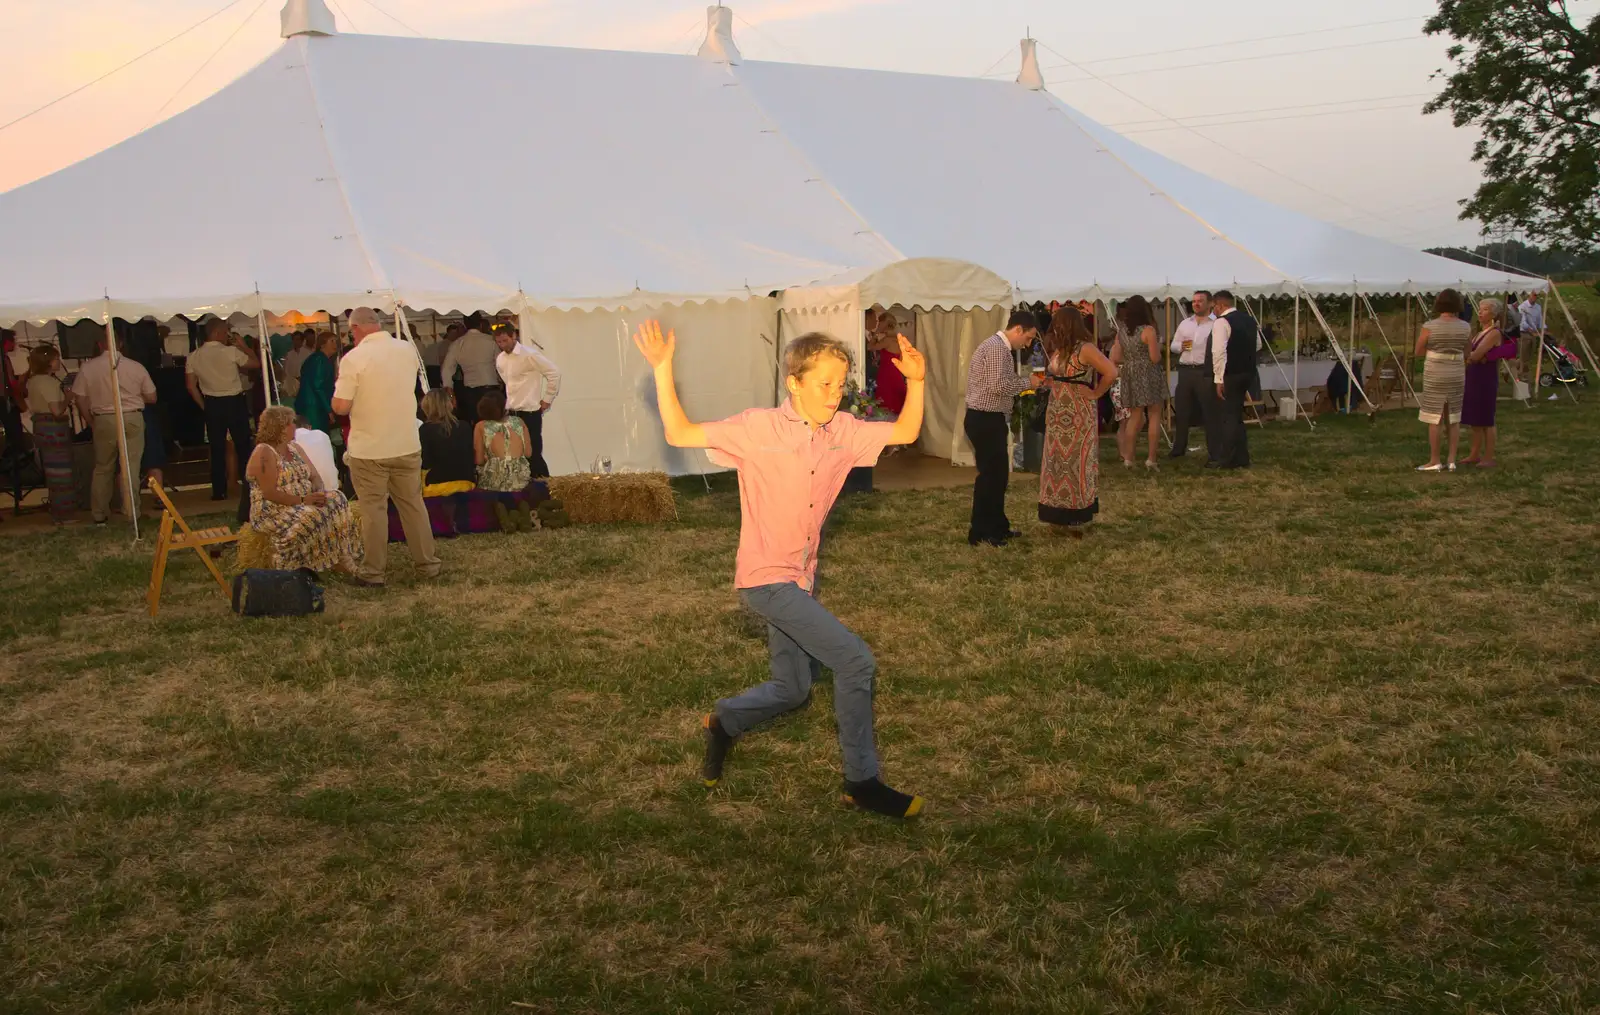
[887,335,926,446]
[633,320,708,449]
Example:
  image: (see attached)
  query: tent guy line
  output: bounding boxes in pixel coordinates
[0,0,254,136]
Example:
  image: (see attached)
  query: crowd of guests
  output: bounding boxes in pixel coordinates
[8,308,563,582]
[962,289,1262,545]
[1,284,1554,562]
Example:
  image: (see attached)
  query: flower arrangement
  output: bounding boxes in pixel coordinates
[1011,389,1039,437]
[843,378,888,420]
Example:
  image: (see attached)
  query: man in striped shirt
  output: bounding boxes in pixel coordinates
[963,309,1039,546]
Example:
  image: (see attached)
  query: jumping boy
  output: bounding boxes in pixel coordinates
[633,320,927,818]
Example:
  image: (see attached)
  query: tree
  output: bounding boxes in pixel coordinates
[1424,1,1600,254]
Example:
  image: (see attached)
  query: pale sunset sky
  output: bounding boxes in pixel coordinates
[4,0,1595,250]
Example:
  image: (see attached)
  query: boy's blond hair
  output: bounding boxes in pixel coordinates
[784,332,853,380]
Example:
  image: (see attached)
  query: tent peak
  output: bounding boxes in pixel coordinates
[697,5,742,65]
[281,0,337,38]
[1016,38,1044,90]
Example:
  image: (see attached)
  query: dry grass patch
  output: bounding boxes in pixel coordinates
[2,405,1598,1012]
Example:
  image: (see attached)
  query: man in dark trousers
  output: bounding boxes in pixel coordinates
[186,319,259,519]
[962,309,1038,546]
[1208,290,1259,470]
[1168,290,1220,463]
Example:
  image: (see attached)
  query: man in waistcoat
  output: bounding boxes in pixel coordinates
[1208,290,1259,470]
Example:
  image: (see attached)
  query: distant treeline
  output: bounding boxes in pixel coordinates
[1425,241,1600,279]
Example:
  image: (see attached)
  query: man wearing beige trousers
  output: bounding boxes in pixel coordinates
[70,333,157,525]
[330,307,440,587]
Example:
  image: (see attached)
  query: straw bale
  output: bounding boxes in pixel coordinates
[232,524,277,572]
[545,473,677,524]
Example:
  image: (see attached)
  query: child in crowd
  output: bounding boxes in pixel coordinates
[632,319,928,818]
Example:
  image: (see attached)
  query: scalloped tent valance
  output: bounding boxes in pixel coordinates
[783,258,1015,315]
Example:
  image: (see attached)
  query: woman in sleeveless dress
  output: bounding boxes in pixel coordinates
[1414,288,1473,472]
[1463,297,1513,469]
[245,406,361,573]
[1110,296,1166,470]
[1037,304,1118,535]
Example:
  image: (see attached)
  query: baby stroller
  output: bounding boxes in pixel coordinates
[1539,336,1589,388]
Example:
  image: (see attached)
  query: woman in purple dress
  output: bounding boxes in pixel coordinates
[1462,298,1513,469]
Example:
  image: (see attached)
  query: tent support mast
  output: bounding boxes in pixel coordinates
[1405,293,1413,404]
[1303,292,1375,410]
[102,297,140,543]
[1547,278,1600,378]
[1349,287,1358,414]
[1294,291,1300,408]
[255,287,277,405]
[1359,293,1418,406]
[1164,296,1174,441]
[1244,295,1312,428]
[393,301,429,396]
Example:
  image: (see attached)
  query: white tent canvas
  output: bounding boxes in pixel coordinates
[0,5,1552,478]
[1057,102,1546,297]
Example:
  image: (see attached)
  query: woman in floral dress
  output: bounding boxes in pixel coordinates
[245,406,361,573]
[1037,304,1118,535]
[473,390,535,532]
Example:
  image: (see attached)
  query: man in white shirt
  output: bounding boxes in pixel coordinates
[70,334,158,525]
[494,324,562,477]
[1168,290,1219,462]
[1517,291,1545,381]
[440,315,502,423]
[293,417,339,493]
[330,307,440,587]
[186,319,260,514]
[1208,290,1262,470]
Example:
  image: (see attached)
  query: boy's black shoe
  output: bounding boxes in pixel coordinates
[843,776,924,818]
[702,713,733,788]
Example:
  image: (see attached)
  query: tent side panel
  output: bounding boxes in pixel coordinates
[525,296,779,477]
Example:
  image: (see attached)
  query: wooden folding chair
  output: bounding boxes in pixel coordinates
[147,480,239,616]
[1244,394,1267,426]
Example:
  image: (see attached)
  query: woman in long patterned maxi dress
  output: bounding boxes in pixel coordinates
[1037,305,1118,534]
[245,407,362,573]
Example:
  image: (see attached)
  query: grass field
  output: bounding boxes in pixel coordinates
[2,400,1598,1013]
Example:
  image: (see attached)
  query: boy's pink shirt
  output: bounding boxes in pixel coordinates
[702,400,893,590]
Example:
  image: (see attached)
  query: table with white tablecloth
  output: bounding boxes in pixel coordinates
[1168,353,1371,398]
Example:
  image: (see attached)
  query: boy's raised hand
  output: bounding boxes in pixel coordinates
[633,319,676,368]
[890,335,926,381]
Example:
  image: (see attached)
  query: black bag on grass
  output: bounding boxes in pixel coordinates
[231,568,325,618]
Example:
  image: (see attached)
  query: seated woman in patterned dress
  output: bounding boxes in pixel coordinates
[473,390,535,532]
[244,406,362,573]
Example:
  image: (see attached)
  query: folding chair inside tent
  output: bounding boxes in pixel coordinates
[147,481,239,616]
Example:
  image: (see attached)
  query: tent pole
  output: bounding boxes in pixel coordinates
[1165,296,1174,441]
[254,288,277,406]
[393,302,429,396]
[1304,295,1376,409]
[102,298,140,543]
[1293,291,1300,407]
[1349,288,1358,414]
[1360,293,1418,406]
[1530,294,1548,400]
[1244,295,1312,428]
[1547,278,1600,378]
[1405,294,1413,406]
